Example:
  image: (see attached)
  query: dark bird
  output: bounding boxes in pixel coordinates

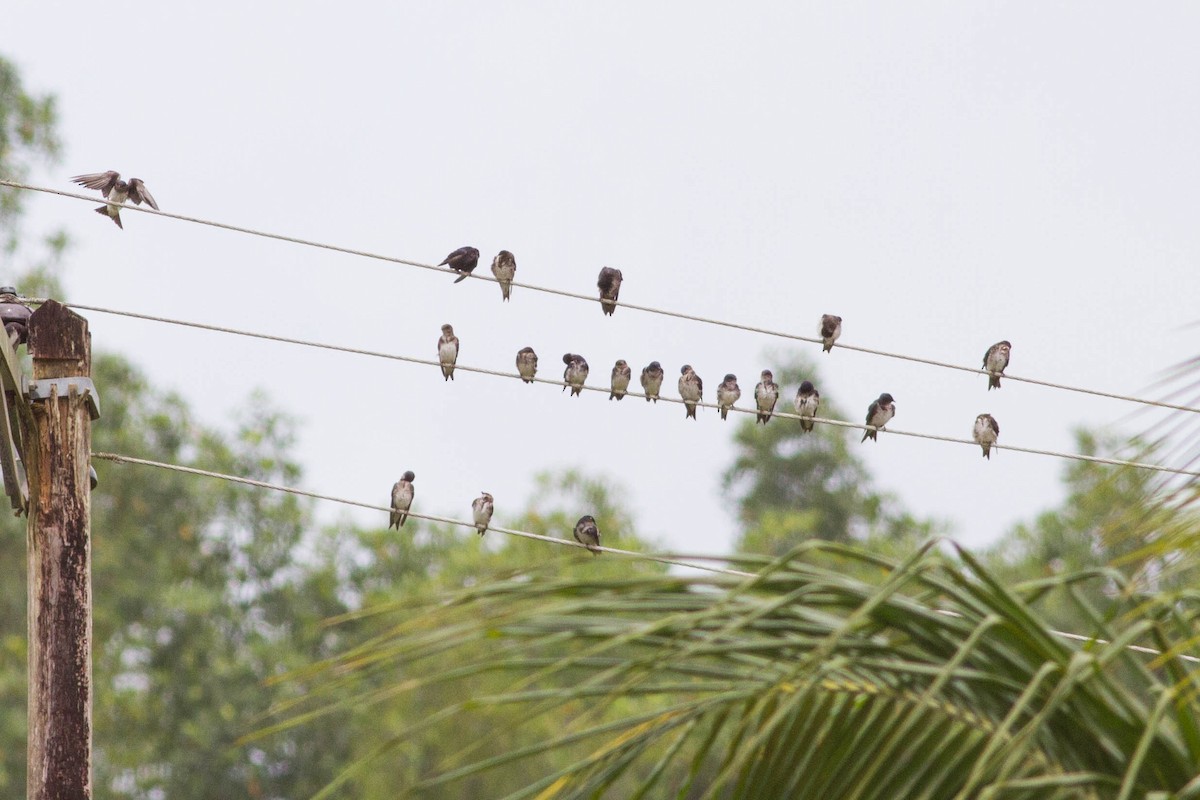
[573,514,601,555]
[819,314,842,353]
[472,492,495,535]
[388,471,416,529]
[438,324,460,380]
[563,353,589,396]
[794,380,820,433]
[516,347,538,383]
[973,413,1000,459]
[70,170,158,229]
[441,246,480,284]
[597,267,623,316]
[640,361,664,403]
[861,393,896,443]
[610,359,632,400]
[491,250,516,301]
[983,341,1011,390]
[754,369,779,424]
[716,374,741,420]
[678,364,703,419]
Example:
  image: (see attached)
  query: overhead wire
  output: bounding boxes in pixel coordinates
[5,178,1196,416]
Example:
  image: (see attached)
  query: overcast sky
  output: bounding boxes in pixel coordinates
[5,3,1198,558]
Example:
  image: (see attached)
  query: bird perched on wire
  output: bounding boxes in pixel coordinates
[563,353,589,396]
[472,492,495,535]
[861,393,896,443]
[973,413,1000,459]
[754,369,779,424]
[491,250,516,301]
[69,170,158,229]
[597,267,623,316]
[516,347,538,383]
[640,361,664,403]
[678,365,703,419]
[441,246,480,284]
[438,324,459,380]
[794,380,820,433]
[819,314,842,353]
[610,359,632,400]
[573,514,601,555]
[982,341,1011,390]
[389,471,416,529]
[716,374,741,421]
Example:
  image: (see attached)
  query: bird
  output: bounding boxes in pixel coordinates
[597,267,623,316]
[438,324,459,380]
[861,393,896,443]
[516,347,538,383]
[716,374,741,421]
[472,492,495,535]
[794,380,820,433]
[441,246,480,284]
[69,170,158,229]
[983,341,1011,390]
[819,314,842,353]
[640,361,664,403]
[973,413,1000,459]
[610,359,632,400]
[573,514,601,555]
[388,471,416,529]
[563,353,589,396]
[754,369,779,424]
[491,250,516,301]
[678,364,703,419]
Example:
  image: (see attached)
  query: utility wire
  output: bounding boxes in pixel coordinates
[61,301,1200,479]
[6,179,1196,416]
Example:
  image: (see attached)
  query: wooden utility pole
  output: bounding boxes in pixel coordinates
[24,300,93,800]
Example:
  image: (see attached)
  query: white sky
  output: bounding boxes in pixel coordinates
[5,3,1198,557]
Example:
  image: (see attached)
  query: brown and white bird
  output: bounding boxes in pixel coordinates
[441,246,480,283]
[516,347,538,383]
[973,413,1000,459]
[983,341,1011,390]
[563,353,589,396]
[438,324,460,380]
[753,369,779,424]
[610,359,632,400]
[794,380,820,433]
[491,250,516,301]
[678,364,703,419]
[70,170,158,229]
[472,492,495,535]
[597,267,623,316]
[640,361,664,403]
[819,314,842,353]
[388,471,416,529]
[861,393,896,443]
[716,374,741,420]
[573,514,601,555]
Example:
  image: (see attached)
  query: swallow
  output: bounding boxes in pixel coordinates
[861,393,896,442]
[491,250,516,301]
[819,314,842,353]
[640,361,664,403]
[472,492,495,535]
[716,374,741,420]
[973,413,1000,459]
[516,346,538,383]
[441,246,480,284]
[610,359,632,400]
[597,267,623,316]
[573,514,601,555]
[70,171,158,229]
[678,364,703,419]
[563,353,589,396]
[438,324,460,380]
[754,369,779,424]
[794,380,820,433]
[983,341,1011,390]
[388,471,416,529]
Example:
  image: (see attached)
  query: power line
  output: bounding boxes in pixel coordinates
[63,301,1200,479]
[6,178,1196,416]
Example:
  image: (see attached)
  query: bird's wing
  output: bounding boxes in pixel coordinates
[127,179,159,210]
[70,171,120,196]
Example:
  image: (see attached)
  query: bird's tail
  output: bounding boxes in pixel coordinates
[686,405,696,419]
[800,420,814,433]
[453,273,468,284]
[720,407,728,420]
[982,446,991,460]
[988,374,1001,390]
[96,206,123,229]
[822,342,832,353]
[861,429,875,443]
[399,512,408,527]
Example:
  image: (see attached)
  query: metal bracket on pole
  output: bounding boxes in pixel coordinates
[27,377,101,420]
[0,327,29,514]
